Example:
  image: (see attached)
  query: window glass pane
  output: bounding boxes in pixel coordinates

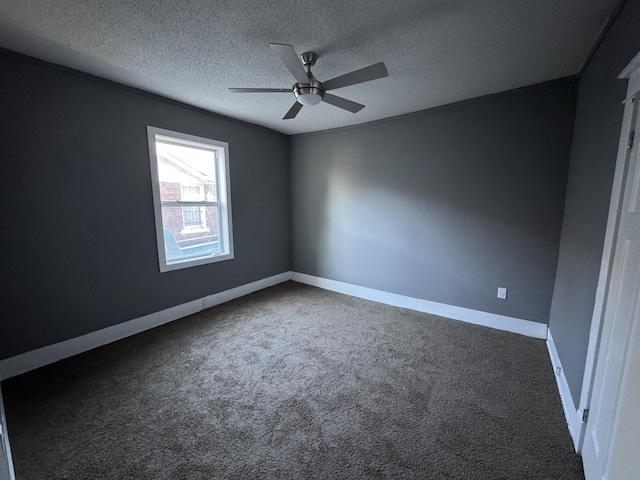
[161,205,219,263]
[156,142,217,202]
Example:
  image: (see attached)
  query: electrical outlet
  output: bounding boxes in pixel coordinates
[497,287,508,300]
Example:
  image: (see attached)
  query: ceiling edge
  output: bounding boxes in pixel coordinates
[0,47,288,138]
[291,75,579,139]
[578,0,628,76]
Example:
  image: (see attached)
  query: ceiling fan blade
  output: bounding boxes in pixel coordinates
[322,93,365,113]
[229,88,291,93]
[283,102,303,119]
[270,43,309,84]
[322,62,388,91]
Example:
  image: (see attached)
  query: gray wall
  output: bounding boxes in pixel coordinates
[549,0,640,407]
[291,79,577,324]
[0,50,290,360]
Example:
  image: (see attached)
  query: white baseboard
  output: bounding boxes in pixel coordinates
[0,272,292,381]
[0,270,546,382]
[291,272,548,339]
[546,328,583,451]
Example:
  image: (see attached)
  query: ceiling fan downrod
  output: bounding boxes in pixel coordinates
[294,51,323,106]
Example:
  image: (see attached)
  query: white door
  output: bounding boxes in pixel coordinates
[0,387,14,480]
[581,97,640,479]
[0,428,12,480]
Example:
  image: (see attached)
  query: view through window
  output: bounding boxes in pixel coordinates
[147,127,233,272]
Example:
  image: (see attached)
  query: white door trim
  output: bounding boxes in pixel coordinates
[546,329,583,446]
[0,386,15,480]
[576,56,640,453]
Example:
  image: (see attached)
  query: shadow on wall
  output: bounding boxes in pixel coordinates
[317,143,539,292]
[292,80,576,322]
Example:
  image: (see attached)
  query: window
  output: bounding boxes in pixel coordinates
[147,126,233,272]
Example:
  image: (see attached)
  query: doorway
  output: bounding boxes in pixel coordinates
[580,53,640,479]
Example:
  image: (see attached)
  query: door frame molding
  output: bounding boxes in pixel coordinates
[0,386,15,480]
[576,51,640,453]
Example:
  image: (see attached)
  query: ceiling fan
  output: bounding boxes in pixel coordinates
[229,43,389,119]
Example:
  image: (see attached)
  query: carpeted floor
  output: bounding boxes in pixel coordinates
[2,281,584,479]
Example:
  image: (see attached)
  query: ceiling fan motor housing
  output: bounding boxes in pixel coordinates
[300,51,317,67]
[294,78,324,106]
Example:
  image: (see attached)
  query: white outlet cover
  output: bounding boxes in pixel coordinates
[497,287,508,299]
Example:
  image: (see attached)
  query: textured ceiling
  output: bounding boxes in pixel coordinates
[0,0,620,135]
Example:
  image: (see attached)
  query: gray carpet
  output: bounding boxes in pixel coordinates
[2,281,583,479]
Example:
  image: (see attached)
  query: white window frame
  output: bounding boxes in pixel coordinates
[147,126,234,272]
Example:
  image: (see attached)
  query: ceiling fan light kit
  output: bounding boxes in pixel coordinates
[229,43,388,120]
[294,80,324,106]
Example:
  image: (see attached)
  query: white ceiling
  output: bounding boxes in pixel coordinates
[0,0,619,135]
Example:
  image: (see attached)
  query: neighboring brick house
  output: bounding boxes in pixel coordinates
[157,150,219,251]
